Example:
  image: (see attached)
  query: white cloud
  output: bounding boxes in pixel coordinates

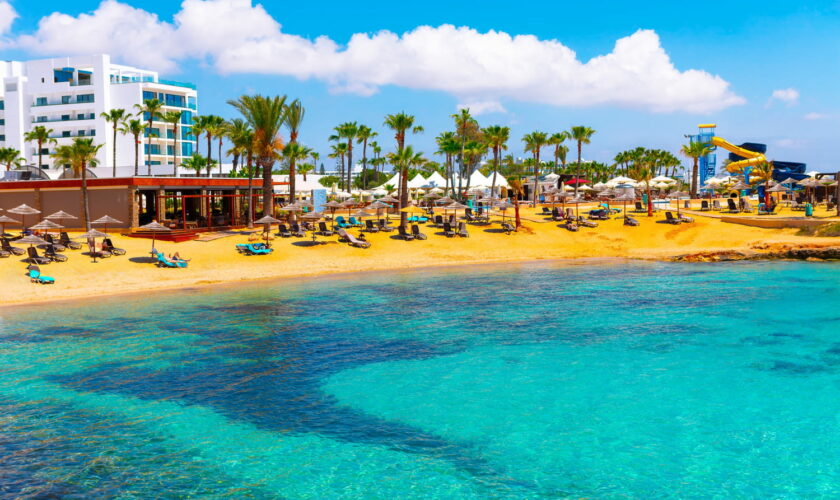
[776,138,805,149]
[11,0,745,114]
[768,88,799,107]
[0,1,17,37]
[457,100,507,115]
[804,112,826,120]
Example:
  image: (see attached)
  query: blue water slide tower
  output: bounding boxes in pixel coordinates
[688,124,717,187]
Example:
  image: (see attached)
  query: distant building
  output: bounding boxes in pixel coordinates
[0,54,198,175]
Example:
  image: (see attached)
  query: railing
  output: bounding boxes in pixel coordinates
[157,79,197,90]
[32,97,95,107]
[49,131,96,139]
[35,116,95,123]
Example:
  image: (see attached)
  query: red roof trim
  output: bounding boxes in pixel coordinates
[0,177,288,190]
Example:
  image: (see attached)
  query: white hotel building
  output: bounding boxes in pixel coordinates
[0,54,198,176]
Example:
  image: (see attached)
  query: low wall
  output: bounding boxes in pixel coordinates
[721,216,836,229]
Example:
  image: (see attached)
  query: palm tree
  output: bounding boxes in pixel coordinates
[193,114,226,176]
[162,111,183,176]
[330,122,359,192]
[451,108,478,196]
[282,142,312,207]
[549,131,569,174]
[435,131,459,194]
[328,142,348,187]
[52,139,102,230]
[630,154,655,217]
[240,129,256,227]
[119,119,145,176]
[0,147,24,170]
[215,119,228,176]
[750,161,775,207]
[134,98,163,175]
[569,126,596,197]
[387,146,426,226]
[680,141,712,198]
[356,125,377,189]
[298,163,314,181]
[100,108,126,177]
[384,112,423,225]
[228,95,287,217]
[483,126,510,199]
[224,118,251,175]
[522,131,549,205]
[24,126,56,171]
[507,177,525,228]
[284,99,304,145]
[182,153,213,177]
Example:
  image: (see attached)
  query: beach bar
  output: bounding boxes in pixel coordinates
[0,177,288,231]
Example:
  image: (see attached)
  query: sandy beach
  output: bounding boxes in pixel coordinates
[2,204,838,307]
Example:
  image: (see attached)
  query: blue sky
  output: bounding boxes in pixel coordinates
[2,0,839,171]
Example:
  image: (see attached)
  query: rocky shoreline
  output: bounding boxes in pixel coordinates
[672,243,840,262]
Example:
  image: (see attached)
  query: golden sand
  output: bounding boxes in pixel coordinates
[1,204,837,307]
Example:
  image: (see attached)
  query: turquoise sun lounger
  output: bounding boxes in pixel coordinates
[27,265,54,284]
[156,252,189,268]
[236,243,273,255]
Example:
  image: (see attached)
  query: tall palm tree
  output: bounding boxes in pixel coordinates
[507,177,525,228]
[451,108,478,196]
[224,118,251,175]
[182,154,212,177]
[240,129,256,228]
[330,122,359,192]
[328,142,348,187]
[569,126,596,197]
[119,119,144,176]
[228,95,288,217]
[482,126,510,198]
[100,108,126,177]
[284,99,304,145]
[193,114,226,176]
[298,163,314,181]
[549,131,569,174]
[435,131,459,194]
[162,111,183,176]
[134,98,163,175]
[0,147,24,170]
[680,141,712,198]
[356,125,377,189]
[282,142,312,207]
[387,146,426,226]
[52,139,102,230]
[630,154,655,216]
[522,131,549,205]
[384,112,423,225]
[24,126,55,171]
[750,161,775,207]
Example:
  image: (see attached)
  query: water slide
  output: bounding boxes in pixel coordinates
[709,137,768,171]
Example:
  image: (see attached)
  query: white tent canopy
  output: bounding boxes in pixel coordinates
[407,174,427,189]
[607,176,637,186]
[423,171,448,188]
[380,173,401,188]
[469,170,491,188]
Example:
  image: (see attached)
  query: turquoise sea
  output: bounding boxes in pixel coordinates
[1,260,839,498]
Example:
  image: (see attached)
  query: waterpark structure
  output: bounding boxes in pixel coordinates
[687,124,808,186]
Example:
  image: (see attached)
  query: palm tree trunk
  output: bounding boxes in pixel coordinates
[112,126,118,177]
[491,147,499,199]
[262,157,273,218]
[206,135,212,177]
[533,151,540,206]
[399,166,409,227]
[38,140,43,170]
[691,157,699,198]
[575,142,582,197]
[647,186,653,217]
[247,158,254,229]
[346,143,353,192]
[134,134,139,176]
[146,121,153,175]
[173,123,179,177]
[361,140,368,189]
[218,139,223,176]
[514,199,521,228]
[289,158,297,217]
[81,161,92,231]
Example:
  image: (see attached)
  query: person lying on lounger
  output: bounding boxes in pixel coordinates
[169,252,191,262]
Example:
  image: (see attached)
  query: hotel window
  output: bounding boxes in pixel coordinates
[165,94,185,107]
[79,130,86,136]
[166,129,175,139]
[180,110,192,125]
[0,100,4,110]
[0,119,4,126]
[76,94,94,103]
[187,96,197,110]
[77,113,85,120]
[62,131,71,137]
[142,91,156,101]
[36,116,47,123]
[36,97,47,106]
[40,148,50,154]
[145,127,160,137]
[61,95,71,104]
[61,115,70,121]
[167,145,174,155]
[144,144,161,155]
[88,113,95,119]
[182,142,193,156]
[0,135,5,142]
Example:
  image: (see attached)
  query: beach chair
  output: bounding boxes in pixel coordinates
[27,265,54,284]
[348,217,363,228]
[476,207,489,222]
[502,222,516,234]
[758,203,778,215]
[87,238,112,259]
[378,219,395,232]
[364,220,380,233]
[236,243,273,255]
[726,199,739,213]
[433,215,444,228]
[60,232,82,250]
[664,211,681,224]
[1,237,24,256]
[102,238,126,256]
[317,222,335,236]
[443,222,456,237]
[397,225,415,240]
[457,222,469,237]
[334,216,351,228]
[541,207,552,215]
[276,224,292,237]
[564,220,579,232]
[337,228,371,248]
[27,246,51,265]
[156,252,188,268]
[700,200,710,211]
[44,244,68,262]
[624,216,640,226]
[632,201,646,213]
[0,248,9,258]
[290,223,306,237]
[465,208,477,223]
[678,213,694,223]
[551,207,561,221]
[712,200,722,211]
[741,200,754,213]
[411,224,427,240]
[588,209,609,221]
[577,217,598,228]
[43,233,66,252]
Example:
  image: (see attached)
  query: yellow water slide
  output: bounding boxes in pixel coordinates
[709,136,769,171]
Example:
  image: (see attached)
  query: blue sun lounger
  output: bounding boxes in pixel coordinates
[236,243,273,255]
[27,265,54,284]
[334,216,351,228]
[156,252,188,268]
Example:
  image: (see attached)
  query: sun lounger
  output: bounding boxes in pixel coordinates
[27,246,51,265]
[632,201,646,213]
[0,248,9,258]
[60,232,82,250]
[411,224,427,240]
[457,222,469,237]
[712,200,722,211]
[87,239,112,259]
[334,216,351,229]
[726,199,739,213]
[156,251,188,268]
[588,209,610,221]
[290,223,306,237]
[758,203,778,215]
[337,228,371,248]
[397,225,415,240]
[564,220,579,231]
[378,219,395,232]
[502,222,516,234]
[44,244,68,262]
[442,222,456,237]
[364,220,380,233]
[317,222,335,236]
[465,208,477,223]
[102,238,126,256]
[433,215,444,228]
[678,213,694,223]
[700,200,710,211]
[348,217,363,228]
[541,207,552,215]
[1,237,24,256]
[43,233,66,252]
[276,224,292,237]
[624,216,640,226]
[664,211,681,224]
[236,243,273,255]
[741,200,754,213]
[27,265,54,284]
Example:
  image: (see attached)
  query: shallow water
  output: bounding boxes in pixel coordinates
[1,260,839,498]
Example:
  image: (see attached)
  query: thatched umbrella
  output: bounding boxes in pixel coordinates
[17,234,48,251]
[138,221,172,255]
[8,204,41,234]
[797,177,821,204]
[494,200,514,223]
[444,201,468,221]
[29,219,63,240]
[0,215,20,238]
[613,192,637,221]
[323,200,343,220]
[366,200,392,220]
[79,229,108,263]
[92,215,123,235]
[46,210,78,233]
[253,215,282,246]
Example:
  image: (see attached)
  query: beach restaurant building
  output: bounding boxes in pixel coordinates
[0,177,286,231]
